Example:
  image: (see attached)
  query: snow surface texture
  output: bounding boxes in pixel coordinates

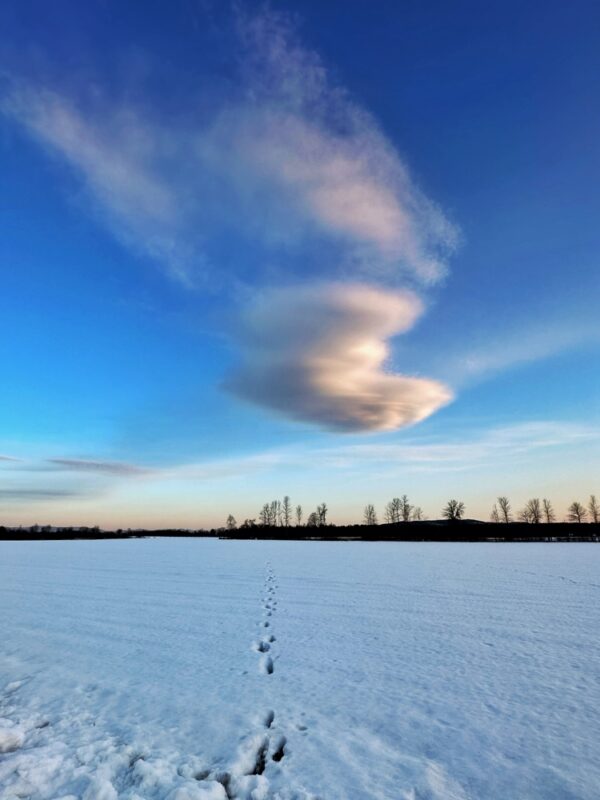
[0,539,599,799]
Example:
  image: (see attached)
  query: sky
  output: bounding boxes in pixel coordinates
[1,0,599,528]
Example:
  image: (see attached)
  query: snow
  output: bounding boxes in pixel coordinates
[1,539,599,799]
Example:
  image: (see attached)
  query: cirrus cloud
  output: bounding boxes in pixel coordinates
[227,8,457,282]
[1,9,456,288]
[226,284,452,432]
[46,458,154,476]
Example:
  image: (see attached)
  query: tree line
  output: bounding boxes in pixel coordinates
[226,496,328,530]
[490,495,599,524]
[225,494,600,529]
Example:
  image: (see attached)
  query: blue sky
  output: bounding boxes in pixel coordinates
[1,0,599,527]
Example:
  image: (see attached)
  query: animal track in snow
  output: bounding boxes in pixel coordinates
[178,565,291,800]
[261,656,274,675]
[248,736,269,775]
[263,710,275,729]
[209,563,293,798]
[271,735,286,763]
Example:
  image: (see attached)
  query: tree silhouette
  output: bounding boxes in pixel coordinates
[272,500,281,527]
[412,506,424,521]
[530,498,542,523]
[259,503,270,526]
[363,504,377,525]
[226,514,237,531]
[520,498,541,523]
[567,501,587,523]
[282,496,292,527]
[400,495,412,522]
[317,503,328,526]
[443,499,465,521]
[588,495,599,524]
[383,497,401,523]
[295,504,303,526]
[306,511,319,527]
[542,498,555,523]
[490,504,500,523]
[498,497,512,523]
[384,501,396,524]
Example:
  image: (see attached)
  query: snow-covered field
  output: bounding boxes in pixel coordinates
[1,539,599,800]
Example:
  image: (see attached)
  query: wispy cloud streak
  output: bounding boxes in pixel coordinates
[453,318,600,384]
[162,420,600,479]
[47,458,154,476]
[210,9,457,282]
[2,83,197,284]
[314,421,599,471]
[1,9,456,289]
[0,488,84,503]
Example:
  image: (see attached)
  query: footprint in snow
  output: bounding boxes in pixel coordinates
[263,710,275,729]
[271,734,286,762]
[261,655,274,675]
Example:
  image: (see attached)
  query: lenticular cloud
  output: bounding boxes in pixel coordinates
[1,8,458,434]
[227,285,452,432]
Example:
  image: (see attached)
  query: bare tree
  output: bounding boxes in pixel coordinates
[295,504,303,526]
[306,511,319,527]
[384,501,396,524]
[317,503,328,526]
[498,496,512,524]
[567,501,588,523]
[282,496,292,527]
[411,506,424,521]
[542,498,555,523]
[530,498,542,523]
[400,494,412,522]
[520,498,541,524]
[443,499,465,521]
[384,497,401,523]
[588,495,599,524]
[490,504,500,523]
[259,503,270,527]
[273,500,282,527]
[363,504,378,525]
[226,514,237,531]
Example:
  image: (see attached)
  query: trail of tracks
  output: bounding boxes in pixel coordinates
[187,562,295,800]
[0,559,314,800]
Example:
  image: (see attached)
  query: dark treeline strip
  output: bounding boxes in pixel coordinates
[1,521,599,542]
[220,520,600,542]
